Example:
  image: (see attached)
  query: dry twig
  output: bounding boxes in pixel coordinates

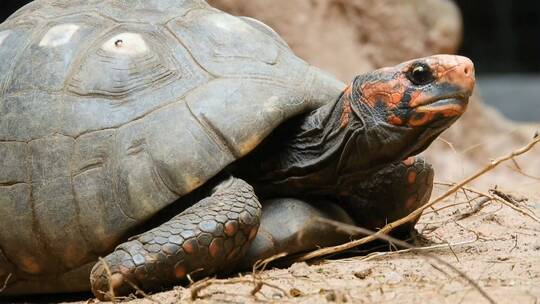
[253,252,288,274]
[313,218,496,304]
[436,182,539,223]
[359,238,478,262]
[188,253,291,301]
[0,273,12,293]
[507,164,540,181]
[490,189,539,222]
[455,197,492,220]
[125,280,161,304]
[98,257,116,303]
[189,277,289,301]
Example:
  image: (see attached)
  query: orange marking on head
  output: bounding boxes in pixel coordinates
[340,97,352,128]
[360,79,405,109]
[408,112,434,127]
[408,91,431,108]
[436,55,475,92]
[388,114,403,125]
[386,80,407,108]
[407,171,417,184]
[343,84,353,95]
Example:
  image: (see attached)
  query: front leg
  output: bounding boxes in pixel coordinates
[90,177,261,300]
[339,157,434,233]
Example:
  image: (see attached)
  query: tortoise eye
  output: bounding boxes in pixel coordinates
[407,63,435,85]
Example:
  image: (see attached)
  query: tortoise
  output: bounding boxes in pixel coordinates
[0,0,475,300]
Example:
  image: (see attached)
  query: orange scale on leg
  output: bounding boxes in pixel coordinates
[209,238,224,259]
[407,171,417,184]
[182,239,197,255]
[248,227,258,241]
[174,264,186,279]
[224,221,238,237]
[405,194,419,210]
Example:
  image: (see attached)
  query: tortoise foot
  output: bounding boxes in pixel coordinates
[340,156,434,232]
[90,177,261,300]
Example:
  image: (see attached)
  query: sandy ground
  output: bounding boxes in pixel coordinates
[68,143,539,304]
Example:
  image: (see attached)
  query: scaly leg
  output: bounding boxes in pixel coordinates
[339,157,434,233]
[90,177,261,300]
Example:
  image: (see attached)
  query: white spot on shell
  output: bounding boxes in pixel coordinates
[0,30,11,46]
[102,33,149,56]
[39,24,80,47]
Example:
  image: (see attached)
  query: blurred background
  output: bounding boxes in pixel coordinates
[2,0,539,122]
[455,0,540,122]
[1,0,539,191]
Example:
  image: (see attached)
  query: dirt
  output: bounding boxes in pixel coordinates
[129,187,539,304]
[61,0,540,303]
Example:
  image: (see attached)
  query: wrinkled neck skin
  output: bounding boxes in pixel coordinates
[246,76,453,197]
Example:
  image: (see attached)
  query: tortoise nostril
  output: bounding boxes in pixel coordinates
[464,67,470,75]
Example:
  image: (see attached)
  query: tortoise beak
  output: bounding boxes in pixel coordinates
[439,55,475,98]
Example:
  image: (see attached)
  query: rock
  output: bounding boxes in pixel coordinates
[384,271,403,284]
[288,262,312,277]
[209,0,462,80]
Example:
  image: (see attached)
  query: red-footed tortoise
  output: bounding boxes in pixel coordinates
[0,0,475,300]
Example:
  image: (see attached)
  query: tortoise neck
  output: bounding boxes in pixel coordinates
[247,86,418,196]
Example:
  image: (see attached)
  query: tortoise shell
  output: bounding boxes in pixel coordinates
[0,0,343,277]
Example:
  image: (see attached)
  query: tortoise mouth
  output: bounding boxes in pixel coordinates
[415,97,466,114]
[413,91,469,106]
[413,89,470,115]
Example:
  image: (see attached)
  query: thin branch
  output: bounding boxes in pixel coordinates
[455,197,492,220]
[189,277,289,301]
[359,238,478,262]
[436,182,539,223]
[125,280,161,304]
[253,252,288,274]
[423,198,482,215]
[0,273,12,293]
[98,257,116,303]
[311,218,496,304]
[507,164,540,181]
[490,189,540,222]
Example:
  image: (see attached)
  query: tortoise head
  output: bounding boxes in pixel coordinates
[242,55,475,195]
[347,54,475,127]
[344,54,475,157]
